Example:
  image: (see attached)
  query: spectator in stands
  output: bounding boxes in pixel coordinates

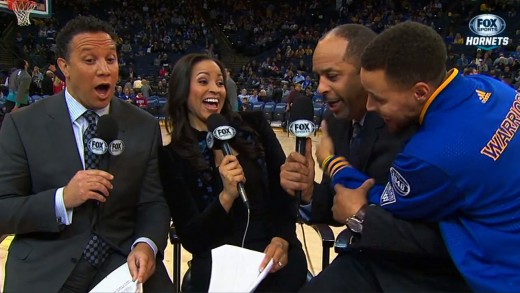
[225,68,238,112]
[159,65,169,77]
[297,59,309,73]
[463,67,478,75]
[281,83,290,102]
[41,70,54,96]
[53,75,65,94]
[5,59,31,113]
[457,53,469,68]
[237,88,249,104]
[305,44,313,56]
[249,89,259,103]
[140,79,152,98]
[31,66,44,92]
[133,76,142,93]
[302,75,313,90]
[280,23,469,292]
[48,63,65,83]
[258,89,268,102]
[120,87,135,103]
[271,81,283,104]
[292,71,305,84]
[453,33,464,45]
[134,92,149,109]
[156,78,168,97]
[286,83,304,111]
[304,87,314,99]
[115,85,124,99]
[159,53,307,292]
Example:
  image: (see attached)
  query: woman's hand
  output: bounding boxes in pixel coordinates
[259,237,289,273]
[218,155,245,211]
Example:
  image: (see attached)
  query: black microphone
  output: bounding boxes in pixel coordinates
[88,115,119,227]
[288,96,315,203]
[207,113,250,210]
[95,115,119,172]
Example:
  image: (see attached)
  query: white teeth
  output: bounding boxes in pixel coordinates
[204,98,219,103]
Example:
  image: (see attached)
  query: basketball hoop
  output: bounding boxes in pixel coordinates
[7,0,37,26]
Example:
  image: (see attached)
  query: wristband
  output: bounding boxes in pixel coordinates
[320,154,334,170]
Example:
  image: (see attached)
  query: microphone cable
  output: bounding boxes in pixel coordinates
[241,208,250,248]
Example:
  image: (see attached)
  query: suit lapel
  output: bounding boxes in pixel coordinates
[357,112,386,171]
[44,93,83,176]
[106,99,127,173]
[328,115,351,158]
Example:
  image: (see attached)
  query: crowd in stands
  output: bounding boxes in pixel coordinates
[227,0,520,109]
[1,0,520,121]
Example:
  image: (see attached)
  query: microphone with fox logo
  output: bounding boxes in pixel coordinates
[87,115,121,227]
[86,114,122,173]
[289,96,315,203]
[207,113,250,210]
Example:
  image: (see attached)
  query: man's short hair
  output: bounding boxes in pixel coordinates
[324,24,377,69]
[56,16,118,60]
[361,21,447,89]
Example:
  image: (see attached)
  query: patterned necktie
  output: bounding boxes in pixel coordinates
[81,110,111,267]
[82,110,100,170]
[349,121,362,168]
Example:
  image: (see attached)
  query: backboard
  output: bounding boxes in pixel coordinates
[0,0,51,18]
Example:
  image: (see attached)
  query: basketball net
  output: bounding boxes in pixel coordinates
[8,0,37,26]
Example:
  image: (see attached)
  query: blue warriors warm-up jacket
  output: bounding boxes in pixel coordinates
[327,69,520,292]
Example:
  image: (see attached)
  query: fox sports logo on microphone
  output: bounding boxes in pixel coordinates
[289,120,315,138]
[88,138,108,155]
[466,14,509,50]
[212,125,236,140]
[108,140,125,156]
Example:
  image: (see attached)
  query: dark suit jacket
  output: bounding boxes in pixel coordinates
[309,112,452,259]
[0,93,170,292]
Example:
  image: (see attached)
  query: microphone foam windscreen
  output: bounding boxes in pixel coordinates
[290,96,314,122]
[96,115,119,142]
[207,113,229,133]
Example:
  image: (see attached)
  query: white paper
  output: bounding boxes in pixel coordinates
[209,244,274,293]
[90,263,143,293]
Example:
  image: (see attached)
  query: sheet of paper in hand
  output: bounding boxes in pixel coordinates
[209,244,274,292]
[90,263,143,293]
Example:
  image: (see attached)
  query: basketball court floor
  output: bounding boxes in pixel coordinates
[0,126,344,291]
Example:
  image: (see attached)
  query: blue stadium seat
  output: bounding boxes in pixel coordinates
[272,102,288,128]
[146,96,159,117]
[157,97,167,120]
[263,101,276,122]
[252,102,265,111]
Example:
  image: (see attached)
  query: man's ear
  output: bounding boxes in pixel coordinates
[413,82,431,104]
[57,58,69,80]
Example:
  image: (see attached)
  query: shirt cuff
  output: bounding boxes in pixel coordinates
[132,238,158,257]
[55,187,73,225]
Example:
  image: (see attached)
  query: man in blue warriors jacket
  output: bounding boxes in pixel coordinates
[316,21,520,292]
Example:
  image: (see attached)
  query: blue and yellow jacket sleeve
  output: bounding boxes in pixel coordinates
[327,154,464,221]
